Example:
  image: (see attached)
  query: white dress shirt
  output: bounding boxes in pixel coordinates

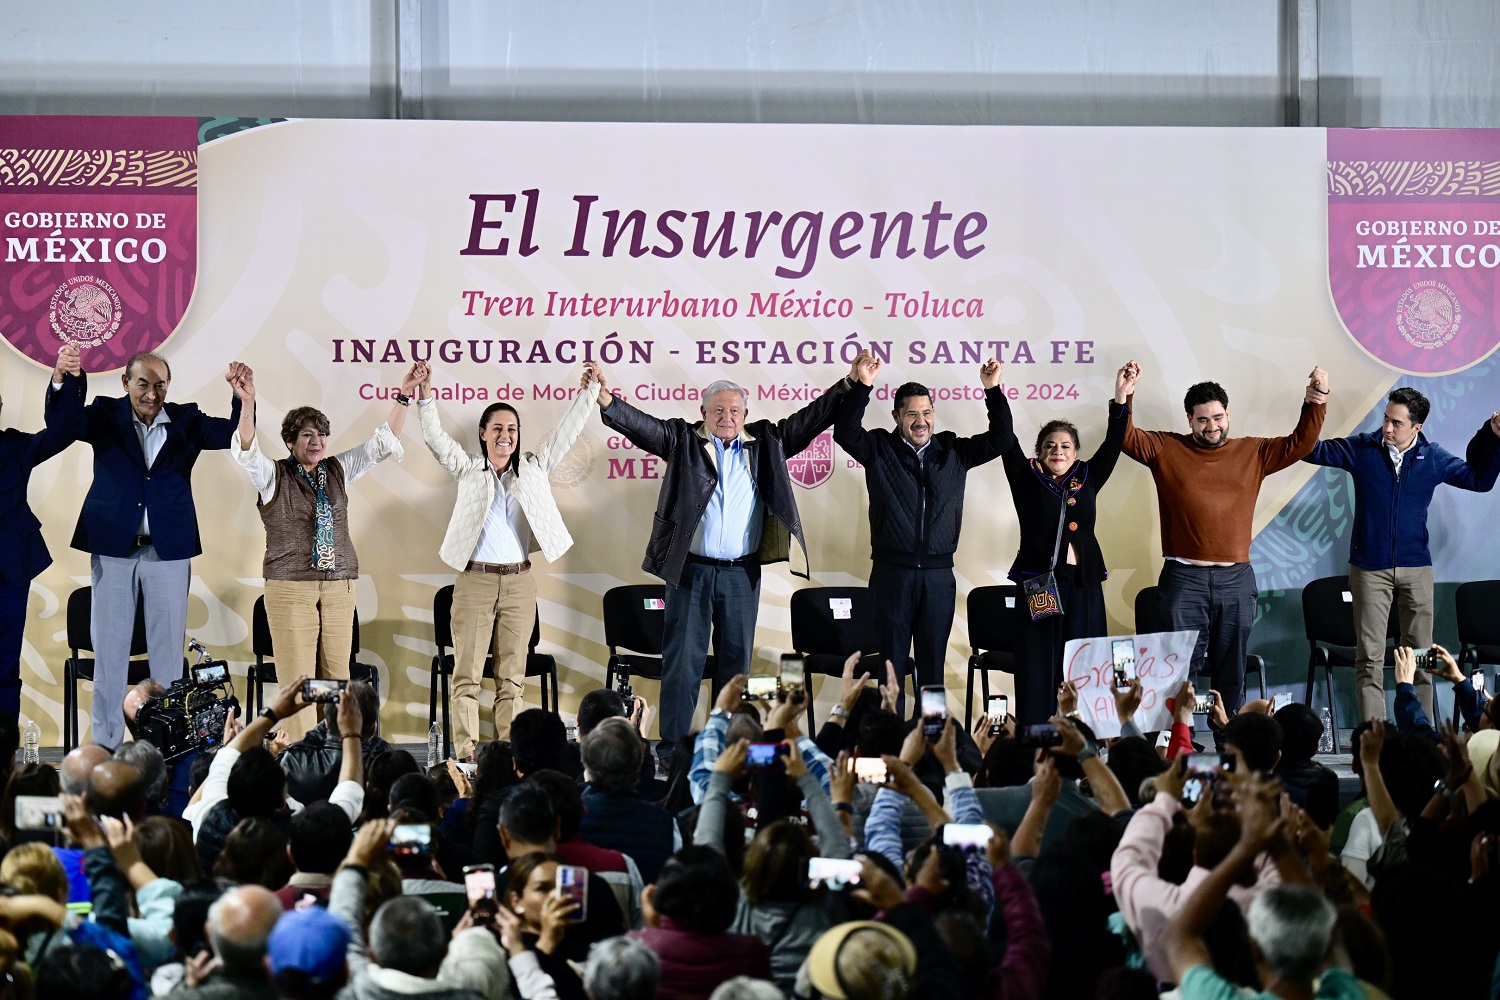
[470,468,532,564]
[133,410,171,534]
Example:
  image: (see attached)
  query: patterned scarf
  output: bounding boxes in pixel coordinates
[293,460,336,570]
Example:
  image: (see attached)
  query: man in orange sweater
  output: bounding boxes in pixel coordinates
[1122,363,1329,714]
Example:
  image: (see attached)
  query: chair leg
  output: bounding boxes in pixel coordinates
[1325,666,1340,754]
[964,664,975,731]
[1256,659,1267,702]
[62,662,74,753]
[441,667,453,760]
[428,659,439,730]
[1304,656,1316,706]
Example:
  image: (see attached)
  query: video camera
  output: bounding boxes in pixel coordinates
[134,638,242,763]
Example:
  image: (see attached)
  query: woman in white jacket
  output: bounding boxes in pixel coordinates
[410,360,599,755]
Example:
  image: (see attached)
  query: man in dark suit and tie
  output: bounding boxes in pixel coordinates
[48,349,250,748]
[0,344,86,720]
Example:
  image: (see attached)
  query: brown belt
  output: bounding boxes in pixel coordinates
[465,560,531,576]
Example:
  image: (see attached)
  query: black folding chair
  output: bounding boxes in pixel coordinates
[62,586,163,751]
[602,584,715,717]
[1135,584,1267,704]
[429,584,559,756]
[1455,580,1500,727]
[788,586,882,728]
[1301,575,1399,752]
[246,595,380,716]
[964,585,1020,728]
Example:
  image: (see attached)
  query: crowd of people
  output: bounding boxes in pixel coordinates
[0,640,1494,1000]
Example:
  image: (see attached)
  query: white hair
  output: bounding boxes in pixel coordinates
[709,977,784,1000]
[1247,884,1337,982]
[702,380,749,407]
[584,936,659,1000]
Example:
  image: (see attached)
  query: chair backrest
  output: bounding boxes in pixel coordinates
[1301,575,1399,649]
[67,586,148,657]
[1456,580,1500,654]
[790,587,873,657]
[966,585,1022,653]
[434,585,456,651]
[1133,586,1171,635]
[252,595,275,658]
[603,585,668,656]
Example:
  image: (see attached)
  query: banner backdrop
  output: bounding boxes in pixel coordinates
[3,118,1498,745]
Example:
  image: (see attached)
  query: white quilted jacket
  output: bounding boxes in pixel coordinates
[419,380,599,570]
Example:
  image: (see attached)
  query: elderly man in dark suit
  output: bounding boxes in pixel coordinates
[0,344,85,719]
[47,349,249,748]
[586,356,863,760]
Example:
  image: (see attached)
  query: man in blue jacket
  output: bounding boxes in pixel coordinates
[48,351,250,748]
[0,345,86,720]
[1304,387,1500,720]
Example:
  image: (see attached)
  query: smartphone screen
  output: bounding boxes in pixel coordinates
[745,675,780,701]
[779,655,806,695]
[192,662,229,685]
[1193,693,1217,714]
[747,742,789,768]
[14,795,63,832]
[942,823,993,850]
[1111,638,1136,685]
[1270,692,1291,712]
[852,757,887,784]
[987,695,1008,735]
[388,823,433,857]
[555,864,588,922]
[302,678,347,703]
[807,856,863,890]
[1021,723,1062,748]
[1474,670,1487,694]
[921,685,947,740]
[1181,753,1232,806]
[463,865,497,922]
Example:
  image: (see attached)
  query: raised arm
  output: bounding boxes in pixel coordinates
[1438,419,1500,492]
[1117,363,1165,465]
[530,362,604,472]
[30,344,86,463]
[952,360,1017,468]
[1084,363,1135,486]
[833,354,879,462]
[1258,366,1330,474]
[186,363,249,450]
[591,364,682,459]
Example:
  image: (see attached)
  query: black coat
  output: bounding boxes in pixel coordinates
[834,383,1014,569]
[277,725,393,805]
[600,378,850,587]
[0,372,83,584]
[1001,400,1128,587]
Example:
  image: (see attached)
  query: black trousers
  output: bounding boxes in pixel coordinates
[1158,561,1256,713]
[1013,567,1108,726]
[869,561,956,711]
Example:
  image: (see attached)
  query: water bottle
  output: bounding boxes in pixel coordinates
[427,721,442,769]
[21,719,40,765]
[1317,707,1334,755]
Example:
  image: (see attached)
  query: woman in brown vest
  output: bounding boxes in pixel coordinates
[228,366,419,739]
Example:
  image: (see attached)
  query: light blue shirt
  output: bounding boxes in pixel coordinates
[690,434,762,559]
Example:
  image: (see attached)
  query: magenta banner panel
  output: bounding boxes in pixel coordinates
[0,116,198,372]
[1327,128,1500,374]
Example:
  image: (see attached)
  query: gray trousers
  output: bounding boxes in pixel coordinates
[90,549,189,748]
[660,561,758,744]
[1350,564,1434,722]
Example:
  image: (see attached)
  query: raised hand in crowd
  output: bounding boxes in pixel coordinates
[60,793,106,849]
[1114,360,1141,403]
[1490,410,1500,437]
[714,672,747,715]
[913,844,950,897]
[851,350,881,386]
[898,716,927,767]
[979,357,1004,389]
[1304,365,1331,404]
[971,714,998,756]
[713,737,750,777]
[829,751,857,809]
[987,825,1013,869]
[932,716,959,774]
[52,342,82,380]
[1206,689,1229,731]
[1050,714,1086,758]
[851,855,905,912]
[1172,679,1197,729]
[1435,719,1480,813]
[445,758,473,799]
[537,890,579,956]
[1393,645,1419,686]
[783,741,807,779]
[833,651,871,723]
[878,660,901,714]
[1111,675,1142,725]
[1426,642,1465,684]
[346,817,395,869]
[1472,832,1495,883]
[1057,679,1079,716]
[763,691,805,741]
[494,902,528,957]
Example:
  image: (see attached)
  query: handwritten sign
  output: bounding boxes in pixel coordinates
[1063,630,1197,739]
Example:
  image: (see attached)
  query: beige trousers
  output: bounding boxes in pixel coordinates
[1350,565,1434,723]
[263,578,356,741]
[451,568,537,756]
